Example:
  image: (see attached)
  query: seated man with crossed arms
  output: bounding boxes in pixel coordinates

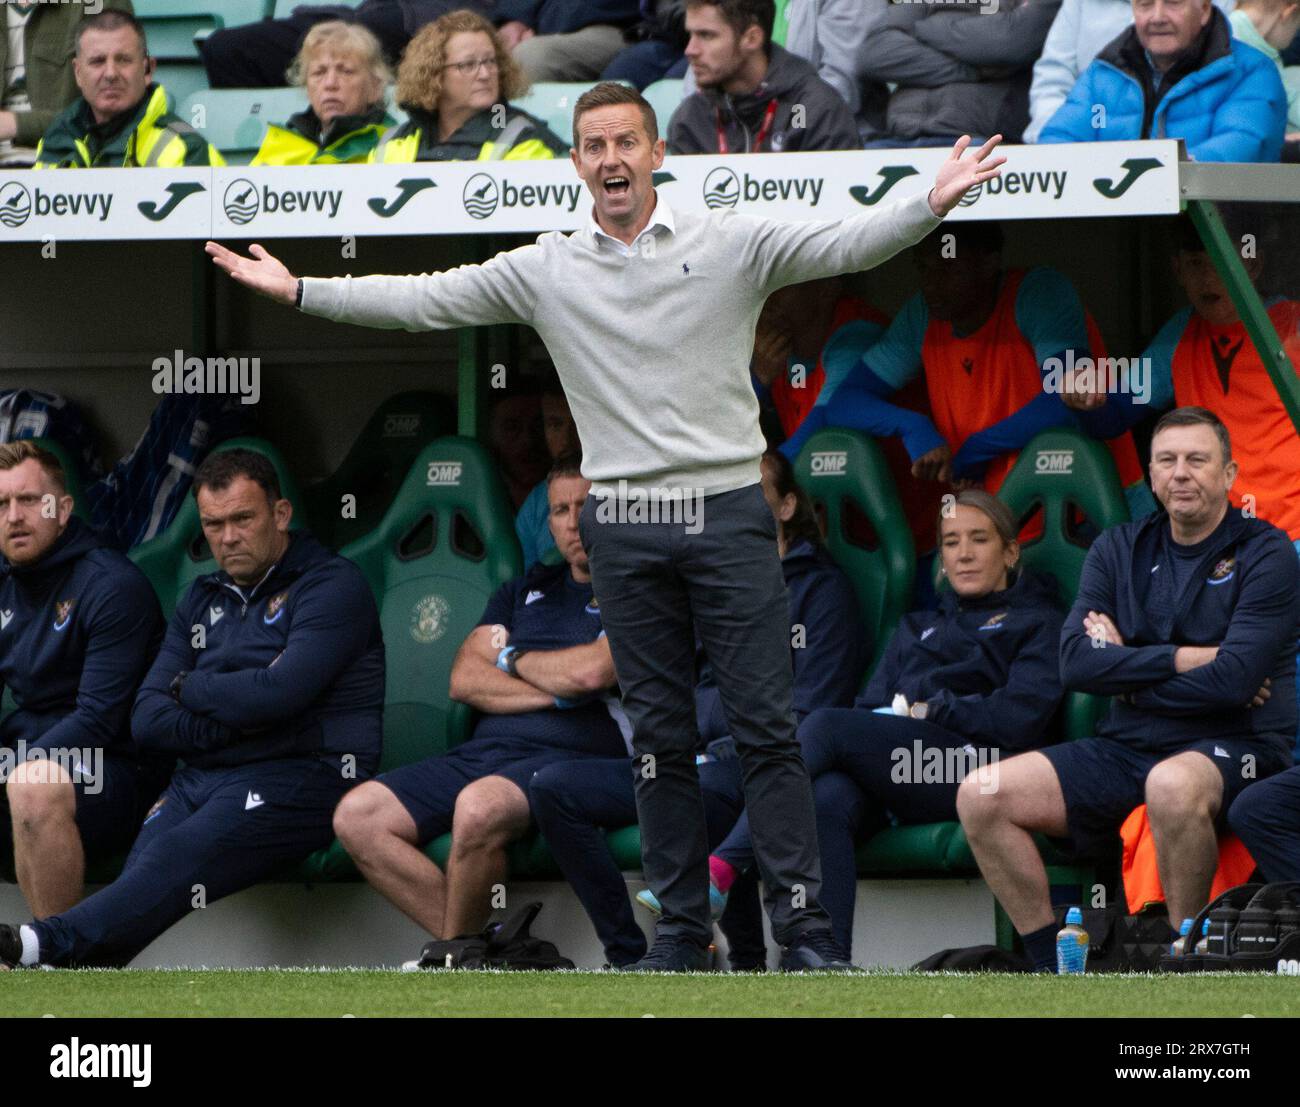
[333,455,629,955]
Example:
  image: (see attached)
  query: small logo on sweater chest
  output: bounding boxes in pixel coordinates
[53,599,75,632]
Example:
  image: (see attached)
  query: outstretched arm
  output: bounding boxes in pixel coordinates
[206,240,538,330]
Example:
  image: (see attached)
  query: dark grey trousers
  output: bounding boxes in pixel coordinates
[579,482,830,946]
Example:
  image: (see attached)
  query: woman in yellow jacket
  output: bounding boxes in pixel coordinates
[252,21,394,166]
[370,10,567,163]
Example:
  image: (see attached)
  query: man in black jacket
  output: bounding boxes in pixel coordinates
[0,442,165,918]
[958,407,1299,971]
[667,0,859,153]
[0,449,384,969]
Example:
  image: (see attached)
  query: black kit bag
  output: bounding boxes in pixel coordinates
[414,901,575,971]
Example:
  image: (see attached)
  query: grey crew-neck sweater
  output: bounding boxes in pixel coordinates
[299,189,942,497]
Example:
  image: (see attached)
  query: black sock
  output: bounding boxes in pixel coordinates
[1021,922,1059,973]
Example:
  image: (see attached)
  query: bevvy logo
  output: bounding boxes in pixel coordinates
[461,172,582,220]
[0,180,113,226]
[702,166,823,210]
[223,178,342,225]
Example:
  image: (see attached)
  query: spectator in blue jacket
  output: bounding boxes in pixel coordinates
[0,442,166,921]
[960,407,1299,972]
[1024,0,1233,143]
[1039,0,1288,162]
[0,449,385,969]
[531,449,867,968]
[702,490,1064,953]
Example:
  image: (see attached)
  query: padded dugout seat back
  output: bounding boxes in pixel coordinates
[127,437,307,617]
[794,428,916,677]
[307,392,454,551]
[997,427,1131,742]
[340,436,521,773]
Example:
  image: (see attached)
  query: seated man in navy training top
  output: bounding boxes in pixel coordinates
[0,441,166,918]
[333,454,629,951]
[0,449,385,968]
[530,449,867,968]
[958,406,1299,972]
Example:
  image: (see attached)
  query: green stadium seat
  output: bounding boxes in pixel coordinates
[641,78,685,133]
[275,0,362,15]
[157,65,211,116]
[179,86,308,163]
[512,81,631,148]
[290,436,522,883]
[794,428,916,676]
[344,436,520,770]
[127,437,308,617]
[134,0,273,60]
[305,391,455,551]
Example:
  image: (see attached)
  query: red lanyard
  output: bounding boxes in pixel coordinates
[716,98,778,154]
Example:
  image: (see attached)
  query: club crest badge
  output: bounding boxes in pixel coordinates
[53,598,75,631]
[264,591,289,623]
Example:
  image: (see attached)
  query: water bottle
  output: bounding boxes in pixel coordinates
[1170,917,1194,956]
[1194,918,1211,954]
[1206,905,1239,956]
[1056,907,1089,974]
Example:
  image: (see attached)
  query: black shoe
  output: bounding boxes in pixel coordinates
[780,928,855,972]
[0,923,21,969]
[616,936,711,973]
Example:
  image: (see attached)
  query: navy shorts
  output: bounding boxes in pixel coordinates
[0,751,170,863]
[1042,735,1293,859]
[381,711,627,845]
[73,755,171,860]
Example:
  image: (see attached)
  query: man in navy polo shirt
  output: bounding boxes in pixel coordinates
[333,454,628,948]
[0,449,384,968]
[0,441,166,918]
[958,407,1298,972]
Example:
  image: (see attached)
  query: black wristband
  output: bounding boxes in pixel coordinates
[169,670,190,701]
[506,648,528,678]
[295,278,304,308]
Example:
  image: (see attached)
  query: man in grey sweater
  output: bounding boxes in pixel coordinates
[207,82,1003,972]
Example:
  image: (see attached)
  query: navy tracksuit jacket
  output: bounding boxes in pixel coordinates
[33,529,385,967]
[0,517,163,759]
[0,517,167,855]
[859,566,1066,748]
[1060,508,1299,753]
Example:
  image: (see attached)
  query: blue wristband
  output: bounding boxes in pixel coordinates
[496,646,517,674]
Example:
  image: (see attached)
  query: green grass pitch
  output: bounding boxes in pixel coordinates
[2,970,1299,1017]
